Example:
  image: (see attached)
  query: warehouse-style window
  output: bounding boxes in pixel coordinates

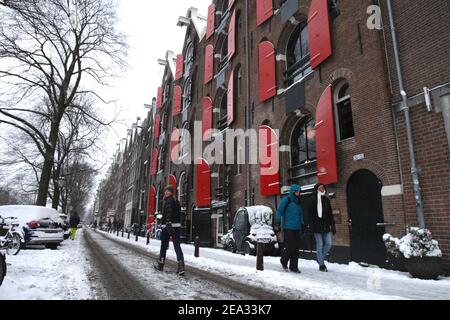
[286,23,311,86]
[184,42,194,76]
[182,78,192,122]
[334,80,355,141]
[290,117,317,187]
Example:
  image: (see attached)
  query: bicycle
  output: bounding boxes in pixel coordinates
[0,216,23,256]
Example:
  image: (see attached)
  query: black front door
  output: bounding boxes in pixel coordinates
[347,170,387,266]
[193,210,213,248]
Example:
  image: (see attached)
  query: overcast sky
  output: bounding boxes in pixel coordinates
[97,0,211,178]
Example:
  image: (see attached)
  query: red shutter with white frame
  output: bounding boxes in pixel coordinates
[173,85,182,116]
[206,4,216,40]
[195,159,211,208]
[227,70,234,126]
[204,45,214,85]
[147,186,156,227]
[227,10,236,61]
[315,85,338,185]
[156,87,163,109]
[202,97,213,141]
[175,54,184,80]
[168,175,177,198]
[151,148,158,176]
[153,114,160,141]
[258,41,277,103]
[257,0,273,26]
[308,0,333,69]
[170,127,180,163]
[259,125,280,196]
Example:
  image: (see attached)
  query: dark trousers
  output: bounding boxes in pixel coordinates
[281,229,300,271]
[159,227,184,262]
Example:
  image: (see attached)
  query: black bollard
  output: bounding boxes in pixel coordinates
[147,232,150,245]
[128,231,130,239]
[122,229,124,237]
[194,236,200,258]
[117,229,119,237]
[256,243,264,271]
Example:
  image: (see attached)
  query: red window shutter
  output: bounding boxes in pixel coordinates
[170,127,180,163]
[259,125,280,196]
[175,54,184,80]
[229,0,235,9]
[315,85,338,185]
[147,186,156,225]
[206,4,216,40]
[153,114,160,140]
[227,70,234,126]
[202,97,213,141]
[173,85,182,116]
[156,87,163,109]
[168,175,177,198]
[258,41,277,103]
[204,45,214,85]
[257,0,273,26]
[195,159,211,207]
[151,148,158,176]
[227,10,236,61]
[308,0,333,69]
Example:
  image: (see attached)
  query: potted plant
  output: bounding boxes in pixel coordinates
[383,227,444,280]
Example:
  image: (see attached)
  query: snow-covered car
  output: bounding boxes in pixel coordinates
[0,206,64,250]
[222,206,279,256]
[59,214,70,240]
[0,251,6,287]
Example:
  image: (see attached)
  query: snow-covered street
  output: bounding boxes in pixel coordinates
[1,227,449,300]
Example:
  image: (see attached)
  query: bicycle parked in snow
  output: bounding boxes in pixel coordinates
[0,216,23,256]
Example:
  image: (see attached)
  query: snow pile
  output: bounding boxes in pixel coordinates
[246,206,273,226]
[384,227,442,259]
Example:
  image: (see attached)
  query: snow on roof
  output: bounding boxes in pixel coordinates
[0,205,62,225]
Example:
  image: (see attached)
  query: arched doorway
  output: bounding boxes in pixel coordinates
[347,170,387,266]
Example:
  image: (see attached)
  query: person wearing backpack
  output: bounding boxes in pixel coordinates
[275,184,304,273]
[154,185,185,276]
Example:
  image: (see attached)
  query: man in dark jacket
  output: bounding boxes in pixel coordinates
[154,185,185,276]
[276,184,304,273]
[306,184,336,272]
[69,211,81,240]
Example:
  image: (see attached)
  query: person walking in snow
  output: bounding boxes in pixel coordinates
[276,184,304,273]
[69,211,81,240]
[305,184,336,272]
[154,185,185,276]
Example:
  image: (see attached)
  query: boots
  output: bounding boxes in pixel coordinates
[153,258,165,271]
[176,260,185,276]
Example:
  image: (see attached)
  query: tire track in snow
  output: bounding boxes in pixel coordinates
[84,230,156,300]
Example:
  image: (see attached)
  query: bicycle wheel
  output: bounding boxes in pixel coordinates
[6,233,21,256]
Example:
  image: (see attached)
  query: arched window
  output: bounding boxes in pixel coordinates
[334,81,355,141]
[182,78,192,122]
[286,23,311,86]
[184,42,194,76]
[178,172,186,206]
[290,117,317,187]
[219,36,228,70]
[180,122,190,161]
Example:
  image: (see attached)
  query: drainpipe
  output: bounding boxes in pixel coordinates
[386,0,426,229]
[245,0,252,206]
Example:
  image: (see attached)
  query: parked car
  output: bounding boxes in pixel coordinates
[0,206,64,250]
[221,206,279,256]
[0,251,6,287]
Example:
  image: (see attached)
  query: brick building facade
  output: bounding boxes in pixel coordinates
[96,0,450,273]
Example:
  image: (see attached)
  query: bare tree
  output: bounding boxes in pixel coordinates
[0,0,127,206]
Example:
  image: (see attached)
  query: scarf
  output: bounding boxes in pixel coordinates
[317,191,326,218]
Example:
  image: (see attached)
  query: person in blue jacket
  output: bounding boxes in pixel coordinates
[276,184,304,273]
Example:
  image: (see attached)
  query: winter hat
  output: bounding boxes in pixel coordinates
[165,185,174,194]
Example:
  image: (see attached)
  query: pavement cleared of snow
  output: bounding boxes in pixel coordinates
[0,229,92,300]
[99,230,450,300]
